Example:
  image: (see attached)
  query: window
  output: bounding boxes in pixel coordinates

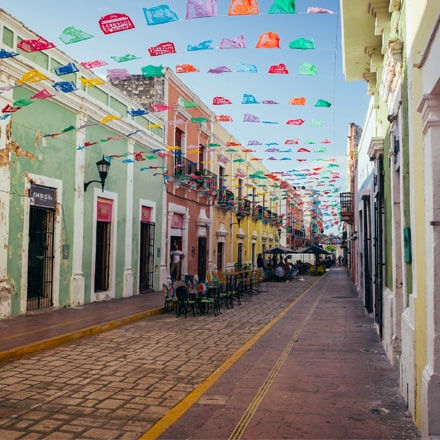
[198,144,205,172]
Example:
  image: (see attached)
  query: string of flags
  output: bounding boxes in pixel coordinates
[0,1,343,230]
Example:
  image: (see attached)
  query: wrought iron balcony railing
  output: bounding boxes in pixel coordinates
[173,155,197,179]
[237,198,252,215]
[340,192,354,224]
[217,189,234,207]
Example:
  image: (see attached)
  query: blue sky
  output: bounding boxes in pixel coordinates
[2,0,370,232]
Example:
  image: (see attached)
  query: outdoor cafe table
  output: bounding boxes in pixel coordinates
[225,269,251,294]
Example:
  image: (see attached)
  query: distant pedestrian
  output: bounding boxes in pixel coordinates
[257,253,265,269]
[170,242,183,281]
[338,255,343,266]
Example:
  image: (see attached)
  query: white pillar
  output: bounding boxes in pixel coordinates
[69,113,87,306]
[0,72,12,318]
[123,138,134,297]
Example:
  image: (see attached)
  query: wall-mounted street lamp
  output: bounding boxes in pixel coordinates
[84,155,111,192]
[236,211,244,226]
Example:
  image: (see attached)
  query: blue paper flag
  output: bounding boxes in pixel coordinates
[143,5,179,25]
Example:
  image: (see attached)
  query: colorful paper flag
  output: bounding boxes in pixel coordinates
[141,65,164,77]
[176,64,200,73]
[59,27,94,44]
[298,63,317,75]
[256,32,280,48]
[17,37,55,52]
[269,0,296,14]
[80,60,108,69]
[236,62,258,73]
[111,54,141,63]
[0,49,19,58]
[289,38,315,50]
[220,35,246,49]
[213,96,232,105]
[208,66,232,74]
[107,69,131,80]
[99,13,135,34]
[148,42,176,56]
[242,94,259,104]
[187,39,215,51]
[143,5,179,25]
[54,63,79,76]
[314,99,332,107]
[268,64,289,74]
[228,0,259,15]
[186,0,218,18]
[17,69,49,84]
[289,97,306,105]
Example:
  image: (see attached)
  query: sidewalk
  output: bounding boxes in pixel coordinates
[0,290,164,363]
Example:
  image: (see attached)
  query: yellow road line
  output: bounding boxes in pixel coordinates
[140,277,323,440]
[229,293,322,440]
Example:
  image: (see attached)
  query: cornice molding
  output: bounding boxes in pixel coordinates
[368,137,385,161]
[417,95,440,134]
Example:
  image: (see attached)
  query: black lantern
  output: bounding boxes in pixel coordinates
[84,155,111,192]
[235,211,244,226]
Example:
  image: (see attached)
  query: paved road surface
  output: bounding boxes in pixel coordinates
[0,269,420,439]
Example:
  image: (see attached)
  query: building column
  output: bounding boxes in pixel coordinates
[419,94,440,437]
[123,138,134,297]
[0,72,13,318]
[69,113,87,306]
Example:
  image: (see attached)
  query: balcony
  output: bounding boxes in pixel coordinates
[263,209,271,222]
[252,204,263,220]
[340,192,354,225]
[237,198,251,216]
[195,169,218,191]
[217,189,234,208]
[173,155,197,179]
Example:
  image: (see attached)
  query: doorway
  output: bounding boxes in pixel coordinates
[198,236,207,282]
[139,222,155,292]
[27,206,55,311]
[217,241,224,271]
[95,221,111,291]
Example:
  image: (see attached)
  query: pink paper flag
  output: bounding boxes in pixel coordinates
[80,60,108,69]
[220,35,246,49]
[30,89,55,100]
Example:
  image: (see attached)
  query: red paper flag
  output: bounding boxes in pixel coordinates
[213,96,232,105]
[148,42,176,56]
[286,119,305,125]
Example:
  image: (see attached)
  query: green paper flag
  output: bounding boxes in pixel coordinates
[13,99,33,107]
[289,38,315,50]
[141,65,164,77]
[111,54,141,63]
[314,99,332,107]
[179,97,200,108]
[268,0,296,14]
[298,63,317,76]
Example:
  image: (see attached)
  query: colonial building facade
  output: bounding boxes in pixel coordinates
[340,0,440,436]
